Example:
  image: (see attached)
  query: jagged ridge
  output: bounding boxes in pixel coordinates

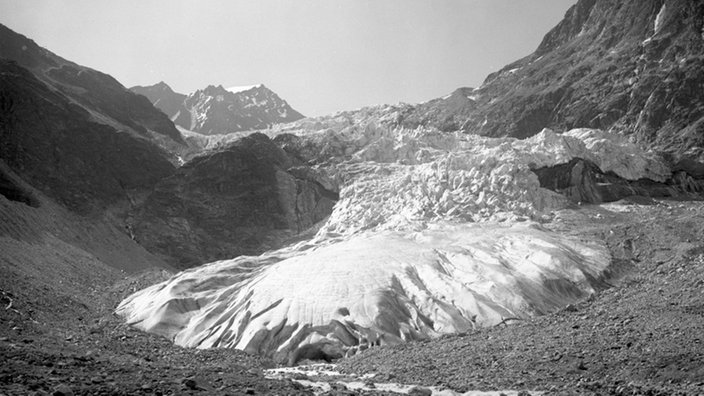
[131,82,305,135]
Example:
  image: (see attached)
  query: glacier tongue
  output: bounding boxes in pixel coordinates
[116,124,666,364]
[117,222,609,364]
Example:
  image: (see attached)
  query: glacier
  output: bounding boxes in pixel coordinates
[117,123,668,364]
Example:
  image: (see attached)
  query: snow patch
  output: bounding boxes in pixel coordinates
[225,84,261,94]
[654,3,666,34]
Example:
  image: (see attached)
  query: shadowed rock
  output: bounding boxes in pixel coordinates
[134,133,338,269]
[533,157,704,204]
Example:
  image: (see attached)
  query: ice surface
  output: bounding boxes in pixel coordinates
[117,221,609,361]
[313,127,668,234]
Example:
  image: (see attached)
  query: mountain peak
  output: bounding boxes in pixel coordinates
[155,81,171,90]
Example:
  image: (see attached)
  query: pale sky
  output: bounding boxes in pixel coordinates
[0,0,576,117]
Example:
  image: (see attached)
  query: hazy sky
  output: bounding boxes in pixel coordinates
[0,0,576,117]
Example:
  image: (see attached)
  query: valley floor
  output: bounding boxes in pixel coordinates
[1,197,704,395]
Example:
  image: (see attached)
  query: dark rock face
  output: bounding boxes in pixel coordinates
[46,67,183,144]
[397,0,704,161]
[273,133,347,165]
[533,158,703,204]
[0,164,39,208]
[134,133,337,269]
[0,24,182,213]
[0,60,175,213]
[131,83,305,135]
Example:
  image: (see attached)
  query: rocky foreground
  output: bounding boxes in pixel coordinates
[2,197,703,395]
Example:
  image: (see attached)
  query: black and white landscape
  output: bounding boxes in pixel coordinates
[1,0,704,395]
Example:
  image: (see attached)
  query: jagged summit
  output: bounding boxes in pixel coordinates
[131,82,305,135]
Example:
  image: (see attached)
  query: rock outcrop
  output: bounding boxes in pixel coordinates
[134,133,337,269]
[532,158,689,204]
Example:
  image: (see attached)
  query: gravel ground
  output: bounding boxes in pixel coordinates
[1,198,703,395]
[0,272,313,396]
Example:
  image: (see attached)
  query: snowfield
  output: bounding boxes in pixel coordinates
[117,122,670,363]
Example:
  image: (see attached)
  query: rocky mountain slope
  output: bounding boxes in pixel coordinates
[397,0,704,164]
[0,24,182,214]
[130,81,189,127]
[132,82,304,135]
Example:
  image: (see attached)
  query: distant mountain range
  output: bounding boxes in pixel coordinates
[131,82,304,135]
